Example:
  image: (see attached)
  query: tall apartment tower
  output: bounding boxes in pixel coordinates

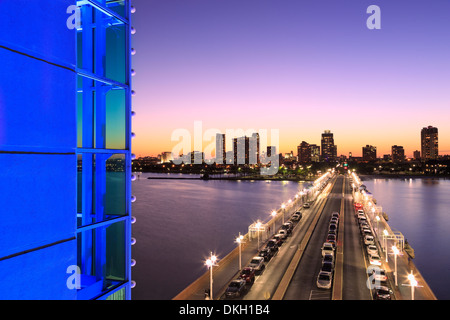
[362,145,377,162]
[297,141,311,164]
[310,144,321,162]
[421,126,439,160]
[392,145,405,163]
[321,130,337,162]
[215,133,226,164]
[0,1,134,300]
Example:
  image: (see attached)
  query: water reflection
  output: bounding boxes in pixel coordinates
[363,177,450,299]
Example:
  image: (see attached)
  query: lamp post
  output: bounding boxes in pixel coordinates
[383,229,389,262]
[271,211,277,234]
[205,252,218,300]
[255,221,262,250]
[407,272,418,300]
[235,234,244,270]
[392,245,399,286]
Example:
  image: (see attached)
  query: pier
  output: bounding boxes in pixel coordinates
[173,172,436,300]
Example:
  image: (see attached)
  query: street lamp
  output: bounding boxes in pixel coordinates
[205,252,218,300]
[255,221,262,249]
[281,204,286,224]
[235,234,244,270]
[271,210,277,234]
[407,272,418,300]
[392,245,399,286]
[383,229,389,262]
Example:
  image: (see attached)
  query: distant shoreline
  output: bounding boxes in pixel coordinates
[359,174,450,180]
[146,175,314,181]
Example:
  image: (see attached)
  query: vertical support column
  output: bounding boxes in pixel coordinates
[94,8,107,287]
[81,4,94,277]
[125,0,133,300]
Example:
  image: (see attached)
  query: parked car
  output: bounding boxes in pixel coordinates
[239,267,256,283]
[364,235,375,246]
[328,229,337,236]
[362,229,372,237]
[329,223,337,233]
[321,242,335,257]
[327,234,336,243]
[367,266,387,282]
[225,279,247,299]
[366,245,378,256]
[278,230,288,240]
[265,240,279,252]
[258,248,274,261]
[248,256,265,274]
[281,223,293,234]
[321,261,334,273]
[303,203,310,208]
[292,212,302,221]
[358,217,368,225]
[273,234,284,245]
[357,212,366,219]
[373,285,393,300]
[322,253,335,268]
[316,271,333,289]
[368,253,381,266]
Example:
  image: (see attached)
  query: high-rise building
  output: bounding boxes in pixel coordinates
[362,145,377,162]
[413,150,421,160]
[233,133,260,165]
[310,144,321,162]
[0,1,133,300]
[321,130,337,162]
[392,145,405,163]
[215,133,226,164]
[233,136,249,165]
[267,146,276,158]
[421,126,439,160]
[249,133,260,165]
[297,141,311,164]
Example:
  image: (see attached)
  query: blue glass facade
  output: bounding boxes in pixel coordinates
[0,0,133,300]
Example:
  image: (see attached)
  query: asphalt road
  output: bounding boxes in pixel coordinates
[242,177,335,300]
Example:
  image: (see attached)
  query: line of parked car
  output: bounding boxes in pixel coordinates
[224,209,303,299]
[354,203,393,300]
[317,211,340,290]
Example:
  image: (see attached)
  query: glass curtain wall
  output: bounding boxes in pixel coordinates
[75,0,132,300]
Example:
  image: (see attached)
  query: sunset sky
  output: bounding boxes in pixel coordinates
[130,0,450,158]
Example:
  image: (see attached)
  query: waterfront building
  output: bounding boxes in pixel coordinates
[297,141,311,164]
[392,145,405,163]
[421,126,439,160]
[310,144,321,162]
[215,133,226,164]
[413,150,421,160]
[232,133,260,165]
[0,1,133,300]
[362,145,377,162]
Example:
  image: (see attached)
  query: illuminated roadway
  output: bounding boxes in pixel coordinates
[175,173,437,301]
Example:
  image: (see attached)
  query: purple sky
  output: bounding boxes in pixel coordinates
[130,0,450,157]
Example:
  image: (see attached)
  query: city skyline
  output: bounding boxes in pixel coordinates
[145,125,444,161]
[130,0,450,158]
